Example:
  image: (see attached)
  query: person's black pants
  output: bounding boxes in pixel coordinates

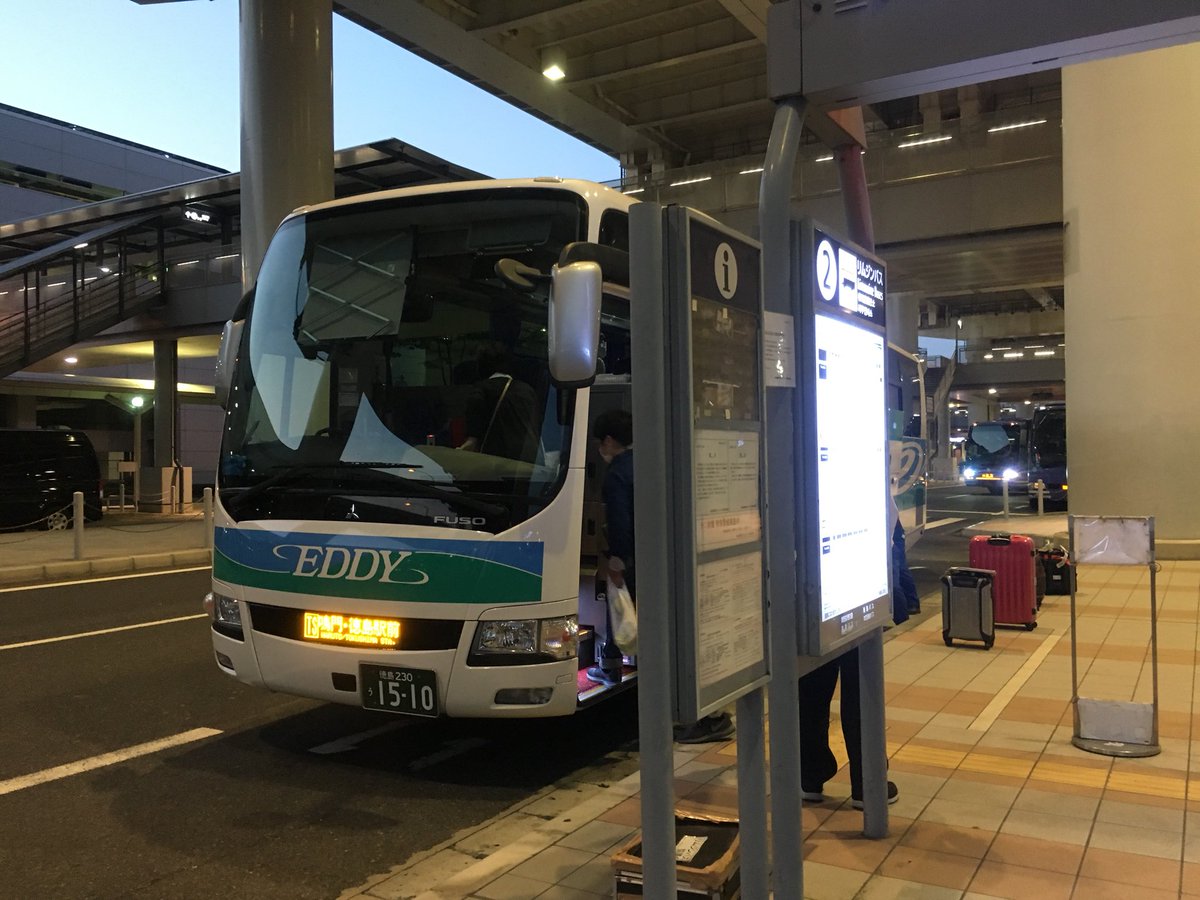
[798,647,863,798]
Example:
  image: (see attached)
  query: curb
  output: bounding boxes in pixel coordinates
[0,549,212,588]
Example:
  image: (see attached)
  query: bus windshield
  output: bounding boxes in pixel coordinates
[965,420,1026,468]
[218,189,588,530]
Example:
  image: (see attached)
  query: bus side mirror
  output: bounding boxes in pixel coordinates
[548,260,602,388]
[214,318,244,409]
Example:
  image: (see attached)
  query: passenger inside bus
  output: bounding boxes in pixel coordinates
[458,342,540,462]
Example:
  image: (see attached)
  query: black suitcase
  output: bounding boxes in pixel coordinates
[1037,544,1074,595]
[942,567,995,649]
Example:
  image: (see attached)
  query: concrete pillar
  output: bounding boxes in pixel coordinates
[1063,42,1200,557]
[153,339,178,470]
[239,0,334,289]
[1,394,36,428]
[919,92,942,133]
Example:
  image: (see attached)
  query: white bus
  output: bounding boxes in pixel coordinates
[206,178,640,717]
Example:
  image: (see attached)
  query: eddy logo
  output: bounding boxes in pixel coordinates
[273,544,429,584]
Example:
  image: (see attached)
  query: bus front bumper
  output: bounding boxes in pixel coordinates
[210,624,581,718]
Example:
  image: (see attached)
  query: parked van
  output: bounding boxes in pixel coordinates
[0,429,104,530]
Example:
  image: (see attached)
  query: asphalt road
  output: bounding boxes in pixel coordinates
[0,570,641,899]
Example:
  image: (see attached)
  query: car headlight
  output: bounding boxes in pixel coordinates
[1002,468,1019,481]
[963,467,977,479]
[473,616,578,660]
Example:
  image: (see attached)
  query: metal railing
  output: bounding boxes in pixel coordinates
[0,262,164,378]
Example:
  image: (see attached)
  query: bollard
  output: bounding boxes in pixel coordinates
[119,482,126,511]
[203,487,214,549]
[1001,478,1010,518]
[73,491,85,560]
[1035,480,1045,516]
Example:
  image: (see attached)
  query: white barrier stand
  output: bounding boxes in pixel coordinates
[1001,478,1010,517]
[73,491,85,560]
[1034,480,1045,516]
[1069,515,1160,757]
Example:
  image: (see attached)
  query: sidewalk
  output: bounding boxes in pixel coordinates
[0,510,211,587]
[342,559,1200,900]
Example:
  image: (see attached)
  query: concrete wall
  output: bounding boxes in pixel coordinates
[1063,43,1200,556]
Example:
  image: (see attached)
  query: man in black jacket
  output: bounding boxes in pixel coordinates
[587,408,733,743]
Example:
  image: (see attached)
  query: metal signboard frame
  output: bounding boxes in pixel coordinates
[793,219,892,657]
[660,206,771,724]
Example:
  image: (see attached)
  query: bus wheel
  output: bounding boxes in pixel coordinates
[43,510,70,530]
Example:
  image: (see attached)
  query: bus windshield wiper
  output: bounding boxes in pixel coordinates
[224,462,422,514]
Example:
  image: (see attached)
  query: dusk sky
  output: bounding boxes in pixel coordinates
[1,0,620,182]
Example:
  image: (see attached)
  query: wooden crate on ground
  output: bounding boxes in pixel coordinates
[611,801,740,899]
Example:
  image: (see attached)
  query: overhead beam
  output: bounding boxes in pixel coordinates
[469,0,612,38]
[335,0,652,157]
[768,0,1200,108]
[568,39,760,89]
[715,0,768,43]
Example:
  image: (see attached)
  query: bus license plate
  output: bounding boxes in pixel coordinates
[360,664,439,717]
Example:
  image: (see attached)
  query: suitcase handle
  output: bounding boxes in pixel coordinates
[987,533,1012,546]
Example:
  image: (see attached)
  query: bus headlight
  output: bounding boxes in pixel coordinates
[963,467,977,479]
[1002,468,1019,481]
[206,591,243,640]
[472,616,578,660]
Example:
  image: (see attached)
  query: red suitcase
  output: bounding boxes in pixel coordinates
[968,533,1038,629]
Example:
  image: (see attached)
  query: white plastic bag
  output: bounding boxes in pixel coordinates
[610,584,638,657]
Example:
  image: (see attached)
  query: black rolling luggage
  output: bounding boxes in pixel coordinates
[1037,543,1074,595]
[941,567,995,649]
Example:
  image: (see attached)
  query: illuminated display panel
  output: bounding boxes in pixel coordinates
[814,313,889,623]
[799,222,891,656]
[303,611,401,648]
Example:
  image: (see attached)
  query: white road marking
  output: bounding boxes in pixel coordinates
[409,737,490,771]
[924,517,965,530]
[0,614,208,652]
[308,721,409,755]
[968,631,1063,732]
[0,565,211,594]
[0,727,222,796]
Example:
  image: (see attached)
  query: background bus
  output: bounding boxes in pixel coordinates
[1027,401,1067,506]
[962,419,1030,494]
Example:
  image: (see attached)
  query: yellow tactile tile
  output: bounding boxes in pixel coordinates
[891,744,966,770]
[1105,767,1189,802]
[1029,759,1110,789]
[957,752,1036,779]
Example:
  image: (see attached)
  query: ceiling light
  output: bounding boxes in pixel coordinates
[1003,351,1024,359]
[622,187,644,195]
[815,154,834,163]
[669,176,711,187]
[983,353,994,360]
[74,242,88,250]
[739,167,764,175]
[897,134,952,149]
[541,47,567,81]
[131,396,145,409]
[988,388,998,395]
[1034,350,1055,357]
[987,119,1048,133]
[64,356,78,365]
[99,266,111,274]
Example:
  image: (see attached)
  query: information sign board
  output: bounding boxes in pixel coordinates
[666,210,770,721]
[795,221,891,656]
